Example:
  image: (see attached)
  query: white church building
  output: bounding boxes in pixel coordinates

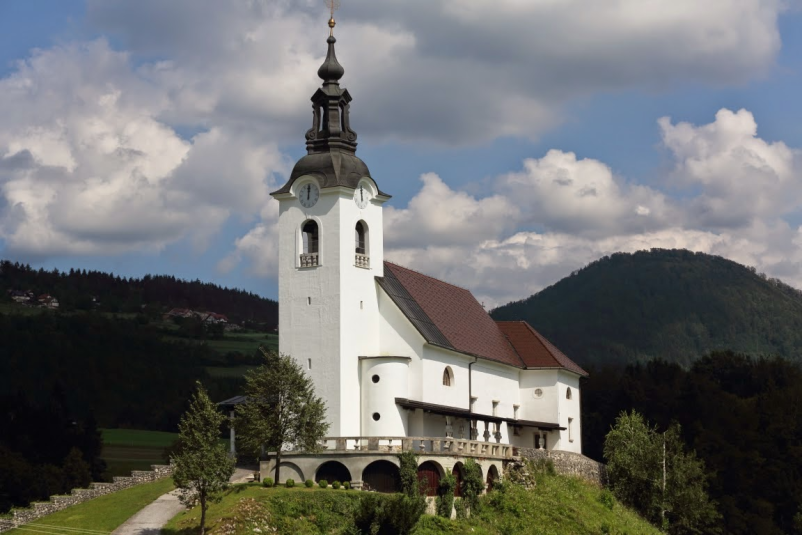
[260,21,588,492]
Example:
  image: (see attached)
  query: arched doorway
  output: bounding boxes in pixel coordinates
[452,462,465,497]
[486,464,500,491]
[362,460,400,493]
[315,461,352,484]
[417,461,442,497]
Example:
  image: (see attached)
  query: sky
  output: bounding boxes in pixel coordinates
[1,0,802,307]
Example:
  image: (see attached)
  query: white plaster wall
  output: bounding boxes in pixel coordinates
[468,360,520,444]
[277,179,343,435]
[276,177,387,437]
[555,371,582,453]
[337,182,386,436]
[518,369,560,424]
[377,289,425,401]
[360,358,409,436]
[420,346,471,410]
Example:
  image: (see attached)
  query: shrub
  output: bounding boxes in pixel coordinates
[598,488,615,511]
[343,481,351,490]
[318,479,328,489]
[462,459,485,512]
[285,478,295,488]
[262,477,274,488]
[454,498,467,520]
[305,479,314,488]
[436,473,456,518]
[332,480,341,489]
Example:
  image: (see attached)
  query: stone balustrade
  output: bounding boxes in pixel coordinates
[307,436,516,459]
[355,253,370,268]
[300,253,319,267]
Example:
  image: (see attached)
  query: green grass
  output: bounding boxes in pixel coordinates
[205,332,278,354]
[5,477,175,534]
[0,302,46,316]
[162,472,661,535]
[101,429,177,477]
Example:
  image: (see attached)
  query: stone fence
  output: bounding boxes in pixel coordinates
[315,436,515,459]
[0,464,172,533]
[518,449,607,486]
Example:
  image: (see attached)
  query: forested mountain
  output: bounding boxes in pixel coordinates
[0,260,278,328]
[491,249,802,367]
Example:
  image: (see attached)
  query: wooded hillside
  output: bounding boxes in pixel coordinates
[491,249,802,367]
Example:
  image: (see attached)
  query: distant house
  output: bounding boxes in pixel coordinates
[37,294,59,309]
[8,290,34,304]
[203,312,229,324]
[163,308,194,320]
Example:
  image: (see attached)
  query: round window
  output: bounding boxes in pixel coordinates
[533,388,544,398]
[372,374,380,384]
[372,412,381,421]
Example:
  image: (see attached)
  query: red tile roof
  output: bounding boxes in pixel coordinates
[496,321,588,376]
[378,262,587,376]
[382,262,524,367]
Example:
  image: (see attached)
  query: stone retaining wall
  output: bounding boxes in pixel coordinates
[518,449,607,486]
[0,465,172,533]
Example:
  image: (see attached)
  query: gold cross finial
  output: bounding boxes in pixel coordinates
[326,0,340,36]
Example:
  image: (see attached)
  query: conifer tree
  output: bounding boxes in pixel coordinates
[172,382,235,535]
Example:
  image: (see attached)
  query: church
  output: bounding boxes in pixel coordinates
[262,18,588,490]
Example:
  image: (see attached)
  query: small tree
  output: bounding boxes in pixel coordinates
[604,410,720,534]
[236,350,328,485]
[172,382,235,535]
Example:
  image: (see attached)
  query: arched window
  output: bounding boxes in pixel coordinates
[302,220,319,254]
[566,387,572,400]
[355,221,366,254]
[442,366,453,387]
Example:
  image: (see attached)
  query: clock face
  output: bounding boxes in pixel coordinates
[299,183,319,208]
[354,183,371,209]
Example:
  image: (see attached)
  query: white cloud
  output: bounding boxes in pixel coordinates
[0,40,284,258]
[660,108,802,228]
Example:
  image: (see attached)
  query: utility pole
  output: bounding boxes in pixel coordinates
[661,432,667,528]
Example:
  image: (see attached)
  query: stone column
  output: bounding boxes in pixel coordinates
[483,421,491,442]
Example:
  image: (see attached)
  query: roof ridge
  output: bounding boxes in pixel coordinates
[384,261,473,293]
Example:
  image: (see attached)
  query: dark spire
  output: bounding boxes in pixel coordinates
[271,18,389,199]
[317,36,344,83]
[304,33,358,154]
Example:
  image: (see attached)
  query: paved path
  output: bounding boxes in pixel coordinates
[111,490,185,535]
[111,469,254,534]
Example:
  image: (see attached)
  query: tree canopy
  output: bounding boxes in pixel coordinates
[604,410,720,534]
[235,350,328,484]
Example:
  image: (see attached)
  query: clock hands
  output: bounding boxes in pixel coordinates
[360,185,363,202]
[307,184,311,201]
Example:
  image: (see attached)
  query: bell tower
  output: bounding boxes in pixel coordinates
[270,16,390,437]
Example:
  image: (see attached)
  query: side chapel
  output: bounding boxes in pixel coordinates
[264,18,588,489]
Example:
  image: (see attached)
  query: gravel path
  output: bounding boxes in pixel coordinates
[111,469,254,534]
[111,490,185,535]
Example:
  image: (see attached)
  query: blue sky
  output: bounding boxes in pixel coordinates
[1,0,801,306]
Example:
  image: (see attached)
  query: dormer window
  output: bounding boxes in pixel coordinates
[354,220,369,269]
[300,220,319,267]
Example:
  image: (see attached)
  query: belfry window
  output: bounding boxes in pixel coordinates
[443,366,454,387]
[300,220,319,267]
[354,220,369,269]
[355,221,366,254]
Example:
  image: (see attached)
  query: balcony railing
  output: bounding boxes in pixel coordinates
[300,253,319,267]
[355,253,370,269]
[286,436,517,459]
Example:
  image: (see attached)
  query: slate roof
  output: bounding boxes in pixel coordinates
[496,321,588,377]
[378,262,585,377]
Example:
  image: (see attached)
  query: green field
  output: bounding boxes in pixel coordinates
[5,477,175,534]
[101,429,178,477]
[206,332,278,354]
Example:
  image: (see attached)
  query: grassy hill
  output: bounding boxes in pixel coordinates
[491,249,802,367]
[164,474,660,535]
